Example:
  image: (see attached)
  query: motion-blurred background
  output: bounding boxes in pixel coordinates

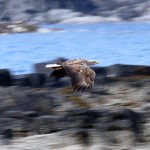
[0,1,150,150]
[1,0,150,23]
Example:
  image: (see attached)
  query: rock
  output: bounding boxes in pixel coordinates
[117,6,143,20]
[2,110,28,119]
[64,108,101,129]
[141,103,150,121]
[0,23,11,34]
[12,74,31,87]
[75,129,90,146]
[0,61,150,146]
[33,115,64,134]
[28,73,46,88]
[37,27,64,33]
[2,110,38,119]
[0,86,56,113]
[1,128,14,144]
[106,64,150,77]
[92,67,107,76]
[0,69,12,86]
[10,23,37,33]
[0,118,14,133]
[142,103,150,112]
[0,22,37,34]
[96,108,144,142]
[127,81,143,88]
[12,73,46,88]
[0,0,150,24]
[45,77,70,88]
[47,9,82,23]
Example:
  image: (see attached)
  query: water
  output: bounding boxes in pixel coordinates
[0,22,150,75]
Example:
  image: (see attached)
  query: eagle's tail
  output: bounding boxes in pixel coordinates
[45,64,67,78]
[45,64,61,68]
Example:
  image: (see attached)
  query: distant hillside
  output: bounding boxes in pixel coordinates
[0,0,150,23]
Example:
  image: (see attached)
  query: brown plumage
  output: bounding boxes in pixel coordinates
[46,58,99,92]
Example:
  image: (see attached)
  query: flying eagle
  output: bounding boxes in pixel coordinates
[45,58,99,92]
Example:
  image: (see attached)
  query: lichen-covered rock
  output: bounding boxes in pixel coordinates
[0,62,150,148]
[0,23,37,34]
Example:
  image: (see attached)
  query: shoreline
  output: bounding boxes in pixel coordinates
[0,59,150,149]
[1,20,150,35]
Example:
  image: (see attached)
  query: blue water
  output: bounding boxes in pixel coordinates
[0,22,150,75]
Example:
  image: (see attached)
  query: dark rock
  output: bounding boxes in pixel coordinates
[33,115,64,134]
[0,118,15,131]
[127,110,145,142]
[141,104,150,120]
[106,64,134,77]
[45,77,70,88]
[66,108,100,121]
[75,129,90,146]
[107,120,131,131]
[95,77,117,84]
[106,64,150,77]
[28,73,46,88]
[12,73,46,87]
[65,108,102,129]
[91,88,110,95]
[24,111,39,118]
[32,94,56,114]
[12,74,31,87]
[2,110,27,119]
[24,9,37,14]
[118,6,144,20]
[92,67,107,76]
[2,110,38,120]
[0,69,12,86]
[13,92,55,113]
[1,128,14,144]
[0,87,55,112]
[127,81,143,88]
[134,66,150,76]
[97,108,144,141]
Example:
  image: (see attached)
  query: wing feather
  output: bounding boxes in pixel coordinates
[62,64,96,92]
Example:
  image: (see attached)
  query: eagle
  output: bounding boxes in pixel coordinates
[45,58,99,92]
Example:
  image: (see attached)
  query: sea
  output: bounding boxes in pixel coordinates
[0,22,150,75]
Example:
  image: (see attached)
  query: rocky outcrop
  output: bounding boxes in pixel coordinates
[0,58,150,148]
[0,22,37,34]
[0,22,65,34]
[1,0,150,33]
[0,0,150,24]
[0,69,12,86]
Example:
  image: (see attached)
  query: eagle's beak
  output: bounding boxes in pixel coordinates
[94,61,99,64]
[89,60,99,64]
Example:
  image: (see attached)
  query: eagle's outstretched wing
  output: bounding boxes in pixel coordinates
[63,64,96,92]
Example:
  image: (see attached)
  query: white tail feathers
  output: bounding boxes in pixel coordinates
[45,64,62,68]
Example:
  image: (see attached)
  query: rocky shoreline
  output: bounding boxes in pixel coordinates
[1,0,150,24]
[0,22,65,34]
[1,0,150,34]
[0,58,150,149]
